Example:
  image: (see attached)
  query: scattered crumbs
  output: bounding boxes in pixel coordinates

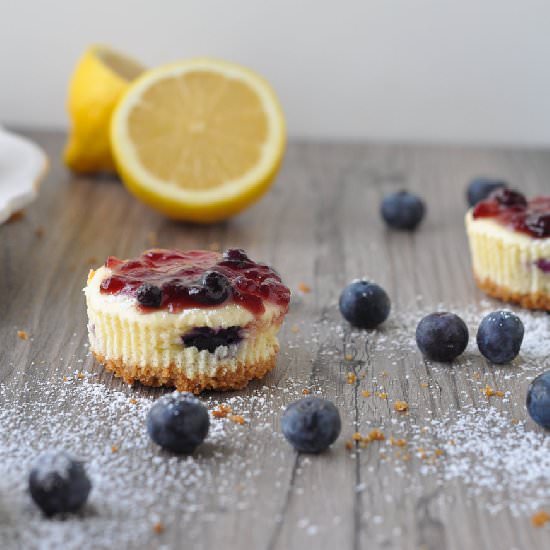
[389,437,407,447]
[375,392,388,400]
[368,429,385,442]
[393,400,409,412]
[420,382,429,389]
[212,404,233,419]
[531,510,550,528]
[7,210,25,223]
[297,282,311,294]
[229,414,246,425]
[352,432,362,441]
[344,353,354,361]
[152,522,165,534]
[111,445,119,453]
[129,398,138,405]
[361,390,371,398]
[483,385,504,398]
[346,373,357,384]
[17,330,29,341]
[302,388,311,395]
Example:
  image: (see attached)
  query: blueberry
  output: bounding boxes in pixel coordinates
[339,280,391,329]
[525,213,550,238]
[491,187,527,208]
[190,271,230,305]
[136,283,162,308]
[466,178,507,207]
[380,191,425,230]
[476,310,524,364]
[281,397,341,453]
[223,248,248,262]
[182,326,242,352]
[526,371,550,429]
[147,392,210,454]
[29,451,91,516]
[416,312,469,362]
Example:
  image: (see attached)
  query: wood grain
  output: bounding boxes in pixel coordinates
[1,131,549,549]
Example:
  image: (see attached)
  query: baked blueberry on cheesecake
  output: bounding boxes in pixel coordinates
[465,188,550,310]
[85,248,290,393]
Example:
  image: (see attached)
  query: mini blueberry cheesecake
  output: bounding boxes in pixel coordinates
[85,248,290,393]
[465,188,550,310]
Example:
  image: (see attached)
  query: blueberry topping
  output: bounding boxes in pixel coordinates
[525,213,550,238]
[29,451,91,516]
[416,312,469,362]
[281,397,341,453]
[380,190,425,230]
[182,326,242,352]
[223,248,249,262]
[136,283,162,308]
[190,270,231,305]
[339,280,391,329]
[466,178,507,207]
[526,371,550,429]
[147,392,210,454]
[491,187,527,208]
[476,310,524,364]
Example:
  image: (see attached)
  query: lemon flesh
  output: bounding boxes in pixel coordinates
[64,45,145,173]
[110,59,286,222]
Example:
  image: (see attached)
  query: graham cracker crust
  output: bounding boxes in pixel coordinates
[93,351,278,394]
[474,273,550,311]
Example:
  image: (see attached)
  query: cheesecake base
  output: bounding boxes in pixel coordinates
[474,273,550,311]
[94,349,278,394]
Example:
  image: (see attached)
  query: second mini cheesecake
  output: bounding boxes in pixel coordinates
[85,248,290,393]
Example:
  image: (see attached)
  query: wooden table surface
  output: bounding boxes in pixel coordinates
[1,131,549,550]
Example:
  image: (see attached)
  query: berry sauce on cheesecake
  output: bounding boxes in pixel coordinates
[473,188,550,239]
[99,248,290,315]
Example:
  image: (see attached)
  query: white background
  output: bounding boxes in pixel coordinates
[1,0,550,145]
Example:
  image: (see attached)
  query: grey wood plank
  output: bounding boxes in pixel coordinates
[0,132,549,550]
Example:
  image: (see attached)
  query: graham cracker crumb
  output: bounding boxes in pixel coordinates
[393,400,409,412]
[390,437,407,447]
[483,385,504,398]
[531,510,550,527]
[420,382,429,388]
[346,373,357,384]
[368,429,385,442]
[111,445,119,453]
[76,372,85,380]
[302,388,311,395]
[212,404,233,418]
[298,282,311,293]
[434,449,445,457]
[129,398,138,405]
[153,522,165,534]
[229,414,246,425]
[17,330,29,341]
[361,390,371,398]
[345,440,354,450]
[376,391,388,400]
[344,353,354,361]
[352,432,362,441]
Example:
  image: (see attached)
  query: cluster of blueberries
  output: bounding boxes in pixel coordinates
[339,278,550,429]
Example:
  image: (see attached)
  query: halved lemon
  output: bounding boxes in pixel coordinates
[64,45,145,173]
[110,58,286,222]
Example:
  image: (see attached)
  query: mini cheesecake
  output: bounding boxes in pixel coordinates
[85,248,290,393]
[465,188,550,310]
